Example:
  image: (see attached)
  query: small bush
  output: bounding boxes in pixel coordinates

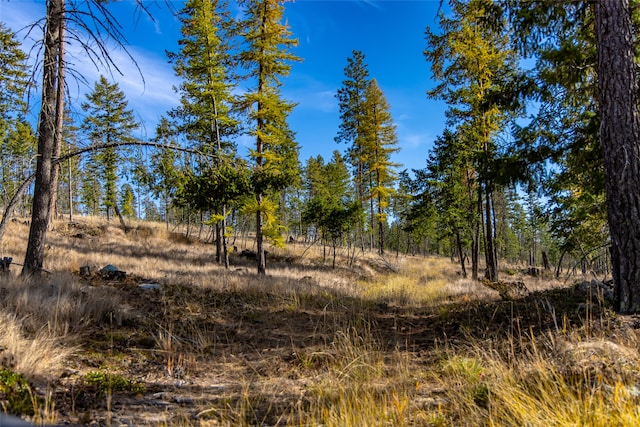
[0,368,35,416]
[82,371,145,395]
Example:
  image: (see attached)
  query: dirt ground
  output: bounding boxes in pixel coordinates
[43,266,618,426]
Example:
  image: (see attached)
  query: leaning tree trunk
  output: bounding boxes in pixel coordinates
[23,0,64,276]
[595,0,640,313]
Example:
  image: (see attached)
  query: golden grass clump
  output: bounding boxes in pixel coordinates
[299,324,425,427]
[435,331,640,426]
[0,273,129,335]
[0,312,73,380]
[360,256,500,306]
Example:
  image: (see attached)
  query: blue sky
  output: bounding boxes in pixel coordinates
[1,0,448,174]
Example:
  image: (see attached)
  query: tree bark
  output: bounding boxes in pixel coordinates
[22,0,64,276]
[456,230,467,279]
[48,5,66,225]
[484,185,498,281]
[595,0,640,313]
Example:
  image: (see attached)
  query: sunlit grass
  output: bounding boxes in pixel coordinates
[360,256,501,306]
[435,330,640,426]
[0,215,622,425]
[0,313,73,380]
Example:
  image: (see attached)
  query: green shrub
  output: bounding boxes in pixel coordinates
[0,368,35,416]
[82,371,145,395]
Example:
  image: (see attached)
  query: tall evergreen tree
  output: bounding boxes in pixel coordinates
[79,157,103,217]
[417,129,480,278]
[361,79,399,254]
[81,75,138,224]
[507,1,605,272]
[138,118,186,229]
[0,22,31,214]
[505,0,640,310]
[0,24,30,191]
[0,22,34,237]
[167,0,241,266]
[426,0,524,281]
[1,121,36,216]
[237,0,300,274]
[335,50,370,251]
[302,152,360,267]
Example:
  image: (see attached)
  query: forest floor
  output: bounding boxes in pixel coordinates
[1,218,639,426]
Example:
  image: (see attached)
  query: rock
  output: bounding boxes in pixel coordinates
[139,283,162,291]
[173,395,194,404]
[100,264,126,280]
[574,279,614,302]
[556,339,640,380]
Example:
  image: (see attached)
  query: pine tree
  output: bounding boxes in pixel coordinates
[302,152,360,267]
[78,144,103,217]
[595,0,640,313]
[167,0,242,266]
[361,79,399,254]
[335,50,370,251]
[425,0,524,281]
[138,117,186,229]
[507,1,605,273]
[81,75,138,224]
[414,129,480,278]
[120,183,136,218]
[168,0,238,154]
[0,24,32,215]
[237,0,300,274]
[1,121,36,216]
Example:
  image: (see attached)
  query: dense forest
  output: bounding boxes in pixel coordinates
[1,0,640,311]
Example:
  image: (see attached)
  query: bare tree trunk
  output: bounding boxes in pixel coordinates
[68,146,73,222]
[256,194,266,274]
[595,0,640,313]
[484,185,498,281]
[555,248,567,279]
[456,230,467,279]
[377,193,384,255]
[48,6,66,226]
[222,205,229,268]
[113,197,127,231]
[215,220,221,263]
[23,0,64,276]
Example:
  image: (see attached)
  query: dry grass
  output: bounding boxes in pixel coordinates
[0,312,72,380]
[0,216,636,426]
[434,327,640,426]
